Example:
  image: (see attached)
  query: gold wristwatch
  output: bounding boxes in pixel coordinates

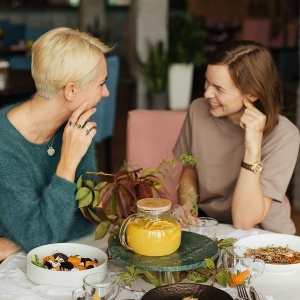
[241,160,263,174]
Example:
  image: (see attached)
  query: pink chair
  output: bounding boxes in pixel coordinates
[126,109,187,204]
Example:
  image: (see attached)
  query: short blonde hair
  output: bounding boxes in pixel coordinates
[31,27,111,99]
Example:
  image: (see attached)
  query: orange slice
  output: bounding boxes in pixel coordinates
[144,220,175,230]
[228,269,249,287]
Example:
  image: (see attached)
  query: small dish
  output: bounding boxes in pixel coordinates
[235,233,300,273]
[27,243,108,287]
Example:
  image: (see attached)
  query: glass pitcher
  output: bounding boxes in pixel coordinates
[119,198,182,256]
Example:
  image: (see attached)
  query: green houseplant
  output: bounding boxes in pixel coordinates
[168,12,206,66]
[168,13,207,110]
[135,40,169,109]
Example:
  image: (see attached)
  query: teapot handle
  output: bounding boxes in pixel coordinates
[119,214,137,251]
[171,204,183,221]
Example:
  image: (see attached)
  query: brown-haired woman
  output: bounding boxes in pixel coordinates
[174,40,299,234]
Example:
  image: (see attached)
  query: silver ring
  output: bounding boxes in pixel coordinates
[85,126,91,133]
[88,132,94,138]
[68,120,74,127]
[77,124,82,129]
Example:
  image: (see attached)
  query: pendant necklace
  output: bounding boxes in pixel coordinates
[30,100,55,157]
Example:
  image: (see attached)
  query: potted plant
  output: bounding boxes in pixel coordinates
[75,155,199,242]
[168,13,207,110]
[76,159,178,243]
[135,40,169,109]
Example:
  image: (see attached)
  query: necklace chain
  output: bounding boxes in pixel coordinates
[29,100,55,157]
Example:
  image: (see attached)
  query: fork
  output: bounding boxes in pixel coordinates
[237,284,250,300]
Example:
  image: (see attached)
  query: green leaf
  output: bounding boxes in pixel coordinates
[95,221,111,240]
[217,238,237,249]
[179,154,199,168]
[187,271,208,283]
[78,191,93,208]
[141,167,159,177]
[87,207,103,223]
[205,258,215,270]
[92,190,100,208]
[76,175,83,189]
[137,270,161,287]
[94,181,107,190]
[118,272,133,286]
[85,180,94,189]
[75,187,91,200]
[216,271,231,287]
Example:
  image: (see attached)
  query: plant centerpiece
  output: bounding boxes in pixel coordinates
[76,158,182,242]
[76,154,199,242]
[135,40,169,109]
[76,155,236,290]
[168,12,207,110]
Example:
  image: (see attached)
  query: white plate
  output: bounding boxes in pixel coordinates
[27,243,108,287]
[235,234,300,273]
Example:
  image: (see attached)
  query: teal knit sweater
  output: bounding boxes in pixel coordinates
[0,104,97,252]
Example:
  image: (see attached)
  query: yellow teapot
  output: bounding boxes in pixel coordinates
[119,198,182,256]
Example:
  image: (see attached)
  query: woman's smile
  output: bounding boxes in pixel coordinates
[209,101,222,109]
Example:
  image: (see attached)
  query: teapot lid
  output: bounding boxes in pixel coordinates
[137,198,172,211]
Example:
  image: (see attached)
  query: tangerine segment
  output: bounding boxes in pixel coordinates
[228,269,249,287]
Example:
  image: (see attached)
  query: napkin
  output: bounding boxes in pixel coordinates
[217,229,259,240]
[0,252,143,300]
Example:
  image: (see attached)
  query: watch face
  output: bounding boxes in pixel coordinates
[254,163,263,173]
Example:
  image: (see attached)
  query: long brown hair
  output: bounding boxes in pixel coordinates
[208,40,283,135]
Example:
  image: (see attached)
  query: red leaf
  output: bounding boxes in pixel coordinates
[115,185,132,217]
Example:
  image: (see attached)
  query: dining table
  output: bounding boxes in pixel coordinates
[0,223,299,300]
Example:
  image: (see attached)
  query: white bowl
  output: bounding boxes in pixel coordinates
[27,243,108,287]
[235,234,300,273]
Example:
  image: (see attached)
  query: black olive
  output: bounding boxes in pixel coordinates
[53,252,68,262]
[81,257,92,265]
[44,262,52,269]
[60,261,74,270]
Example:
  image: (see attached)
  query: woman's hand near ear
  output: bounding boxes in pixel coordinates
[56,101,98,182]
[240,98,266,161]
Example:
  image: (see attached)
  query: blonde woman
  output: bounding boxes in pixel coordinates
[0,27,111,260]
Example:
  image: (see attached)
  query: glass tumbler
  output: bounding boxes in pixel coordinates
[188,217,219,239]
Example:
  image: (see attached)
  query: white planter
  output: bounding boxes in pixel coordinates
[168,63,194,110]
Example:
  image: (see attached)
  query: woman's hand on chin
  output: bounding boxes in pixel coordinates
[0,237,21,262]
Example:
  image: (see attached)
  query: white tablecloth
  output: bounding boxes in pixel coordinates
[1,224,300,300]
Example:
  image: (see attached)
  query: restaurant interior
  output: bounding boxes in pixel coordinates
[0,0,300,234]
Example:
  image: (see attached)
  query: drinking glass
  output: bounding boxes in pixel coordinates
[72,271,120,300]
[221,246,265,287]
[188,217,218,239]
